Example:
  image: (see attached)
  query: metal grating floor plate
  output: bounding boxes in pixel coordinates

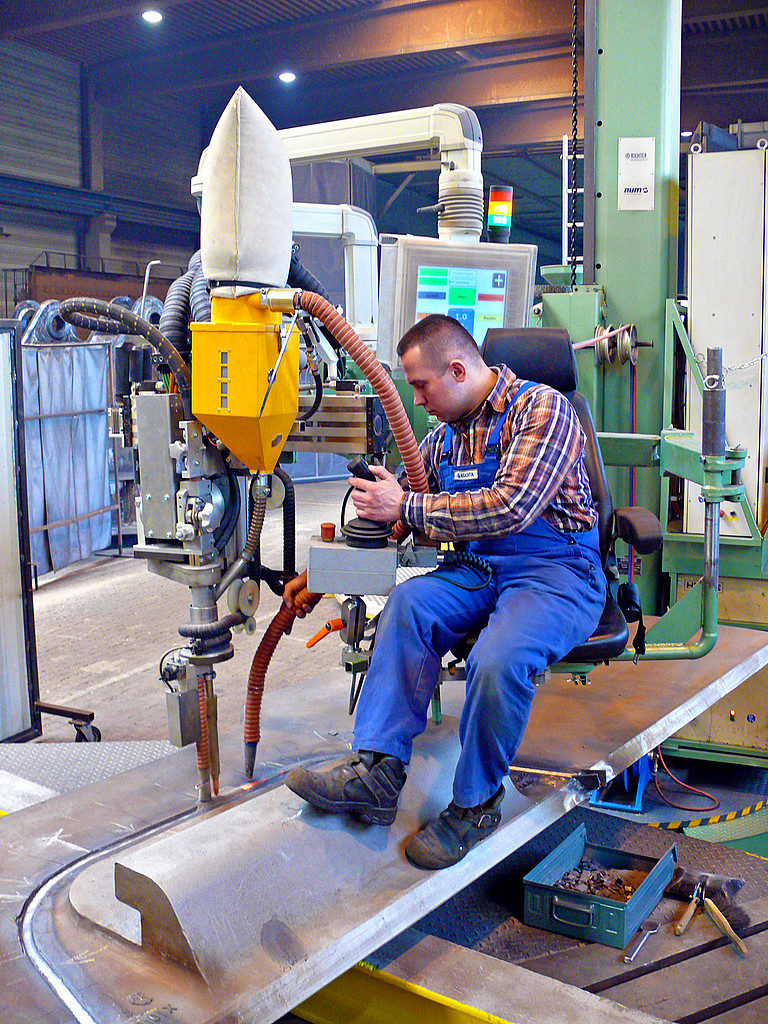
[0,741,176,797]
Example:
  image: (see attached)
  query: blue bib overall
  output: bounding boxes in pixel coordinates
[354,382,606,806]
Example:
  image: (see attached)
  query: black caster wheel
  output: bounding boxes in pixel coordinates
[74,724,101,742]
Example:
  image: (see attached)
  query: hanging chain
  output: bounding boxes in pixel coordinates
[696,351,767,377]
[570,0,579,289]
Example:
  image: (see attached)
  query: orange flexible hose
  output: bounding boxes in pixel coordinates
[196,674,209,774]
[297,291,429,495]
[244,583,321,737]
[244,583,322,777]
[243,292,430,776]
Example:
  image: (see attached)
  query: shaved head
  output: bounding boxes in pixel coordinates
[397,314,483,373]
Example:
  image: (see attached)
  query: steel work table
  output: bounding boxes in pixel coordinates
[2,623,767,1024]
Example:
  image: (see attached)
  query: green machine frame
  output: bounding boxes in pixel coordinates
[538,0,768,778]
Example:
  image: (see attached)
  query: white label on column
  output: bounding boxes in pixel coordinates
[617,137,655,211]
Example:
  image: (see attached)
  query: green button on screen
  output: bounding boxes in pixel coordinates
[448,287,476,305]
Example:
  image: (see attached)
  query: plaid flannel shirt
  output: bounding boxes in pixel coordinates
[399,365,597,542]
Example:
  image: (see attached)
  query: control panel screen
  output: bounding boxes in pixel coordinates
[415,264,507,347]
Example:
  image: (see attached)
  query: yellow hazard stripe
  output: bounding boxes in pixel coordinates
[647,799,768,830]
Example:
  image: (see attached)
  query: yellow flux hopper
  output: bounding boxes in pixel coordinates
[190,293,299,473]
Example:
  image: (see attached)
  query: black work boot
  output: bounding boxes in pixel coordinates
[285,750,406,825]
[405,784,505,870]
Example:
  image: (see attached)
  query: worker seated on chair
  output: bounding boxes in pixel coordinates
[283,313,605,870]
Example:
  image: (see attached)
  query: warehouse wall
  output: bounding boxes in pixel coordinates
[0,41,201,288]
[0,41,81,188]
[0,207,78,315]
[102,95,201,210]
[109,237,197,280]
[0,41,81,310]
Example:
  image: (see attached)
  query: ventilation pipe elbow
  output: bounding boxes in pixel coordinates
[432,104,484,244]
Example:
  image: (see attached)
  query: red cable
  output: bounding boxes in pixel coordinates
[629,361,636,585]
[653,748,720,812]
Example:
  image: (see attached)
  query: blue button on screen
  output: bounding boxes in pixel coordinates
[448,308,475,333]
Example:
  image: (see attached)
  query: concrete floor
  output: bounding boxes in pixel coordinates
[32,479,349,742]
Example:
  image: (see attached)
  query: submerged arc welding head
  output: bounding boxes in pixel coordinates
[200,86,294,298]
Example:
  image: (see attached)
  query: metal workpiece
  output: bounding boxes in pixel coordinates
[0,624,759,1024]
[307,535,399,595]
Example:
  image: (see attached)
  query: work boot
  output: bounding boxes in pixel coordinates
[405,784,505,870]
[285,750,406,825]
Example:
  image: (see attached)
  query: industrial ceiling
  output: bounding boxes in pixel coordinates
[1,0,767,257]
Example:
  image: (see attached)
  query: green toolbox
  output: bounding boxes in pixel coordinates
[523,824,677,948]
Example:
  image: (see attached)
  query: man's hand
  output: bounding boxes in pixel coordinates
[348,464,405,523]
[282,570,314,618]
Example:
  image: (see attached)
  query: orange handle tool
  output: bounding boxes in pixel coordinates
[306,618,344,648]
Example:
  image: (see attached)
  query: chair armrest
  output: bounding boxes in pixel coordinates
[614,507,663,554]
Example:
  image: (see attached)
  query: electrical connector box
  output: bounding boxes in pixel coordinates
[307,537,398,596]
[166,688,202,747]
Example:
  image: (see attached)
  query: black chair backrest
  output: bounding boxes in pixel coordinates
[483,327,578,392]
[481,327,614,565]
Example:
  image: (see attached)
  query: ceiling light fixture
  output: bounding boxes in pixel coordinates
[142,9,163,24]
[279,71,297,84]
[680,130,693,138]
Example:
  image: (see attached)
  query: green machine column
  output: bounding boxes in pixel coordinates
[592,0,681,611]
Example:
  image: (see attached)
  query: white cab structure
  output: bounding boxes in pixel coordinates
[684,149,768,538]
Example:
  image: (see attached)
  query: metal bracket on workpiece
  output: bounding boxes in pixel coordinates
[510,765,608,791]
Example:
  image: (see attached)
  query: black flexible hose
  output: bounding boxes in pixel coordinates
[297,366,323,422]
[178,611,245,639]
[59,298,192,418]
[340,485,354,529]
[272,465,296,579]
[288,247,344,364]
[190,265,212,323]
[159,269,195,357]
[213,467,240,552]
[288,244,332,303]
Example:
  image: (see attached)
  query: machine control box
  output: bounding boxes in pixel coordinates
[307,537,398,596]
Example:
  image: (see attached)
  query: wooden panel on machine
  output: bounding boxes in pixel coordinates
[286,391,387,455]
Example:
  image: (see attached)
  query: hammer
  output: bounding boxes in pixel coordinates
[666,868,749,956]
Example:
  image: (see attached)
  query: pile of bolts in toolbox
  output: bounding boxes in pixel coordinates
[554,859,639,902]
